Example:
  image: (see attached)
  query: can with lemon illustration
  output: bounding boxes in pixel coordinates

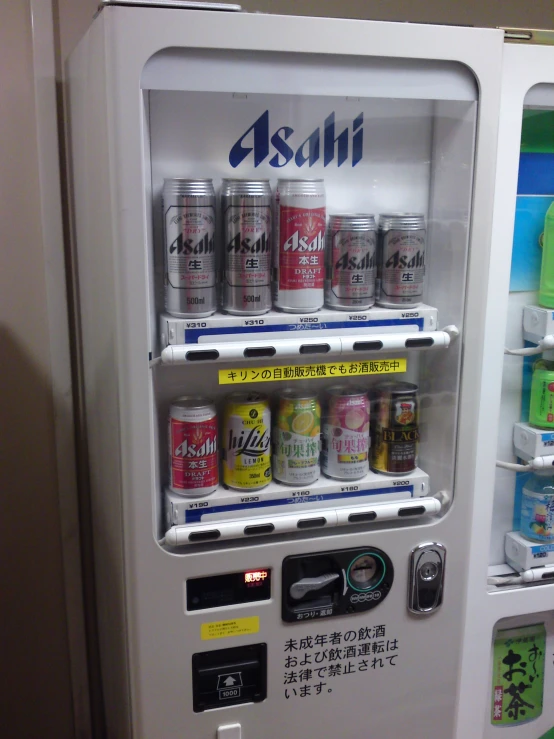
[273,389,321,485]
[322,386,370,481]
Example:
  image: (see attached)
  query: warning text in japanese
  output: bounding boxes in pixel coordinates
[282,624,399,700]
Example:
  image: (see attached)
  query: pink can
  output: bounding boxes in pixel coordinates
[322,386,370,481]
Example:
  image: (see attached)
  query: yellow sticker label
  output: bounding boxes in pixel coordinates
[219,359,407,385]
[201,617,260,641]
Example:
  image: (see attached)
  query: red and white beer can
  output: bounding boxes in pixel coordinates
[274,179,326,313]
[169,396,218,496]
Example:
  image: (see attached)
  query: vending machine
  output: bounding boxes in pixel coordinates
[458,31,554,739]
[66,4,504,738]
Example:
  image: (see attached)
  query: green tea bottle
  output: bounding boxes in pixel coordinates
[539,201,554,308]
[530,355,554,428]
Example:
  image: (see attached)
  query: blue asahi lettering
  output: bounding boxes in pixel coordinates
[229,111,364,169]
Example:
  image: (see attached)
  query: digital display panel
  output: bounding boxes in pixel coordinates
[187,569,272,611]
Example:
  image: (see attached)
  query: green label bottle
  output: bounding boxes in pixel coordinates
[539,201,554,308]
[530,359,554,428]
[491,623,545,725]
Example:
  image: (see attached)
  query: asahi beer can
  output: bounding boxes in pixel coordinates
[321,386,370,481]
[163,178,217,318]
[221,179,272,315]
[371,382,419,475]
[223,392,272,491]
[377,213,426,308]
[325,214,377,310]
[274,179,326,313]
[168,396,218,496]
[273,389,321,486]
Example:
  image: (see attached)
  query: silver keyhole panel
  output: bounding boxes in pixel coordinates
[408,543,446,614]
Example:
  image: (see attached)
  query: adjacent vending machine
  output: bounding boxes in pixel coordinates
[458,32,554,739]
[66,4,505,738]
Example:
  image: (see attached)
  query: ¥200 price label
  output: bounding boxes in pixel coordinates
[218,359,407,385]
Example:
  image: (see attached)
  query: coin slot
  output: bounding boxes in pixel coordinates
[398,506,426,517]
[244,523,275,536]
[297,517,327,529]
[347,552,386,591]
[188,530,221,542]
[185,350,220,361]
[353,341,383,351]
[299,343,331,355]
[243,346,276,358]
[405,337,434,348]
[348,511,377,523]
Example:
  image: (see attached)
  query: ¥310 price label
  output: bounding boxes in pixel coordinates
[218,359,407,385]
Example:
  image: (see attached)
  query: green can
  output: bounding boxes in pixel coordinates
[491,623,545,726]
[529,359,554,428]
[273,389,321,486]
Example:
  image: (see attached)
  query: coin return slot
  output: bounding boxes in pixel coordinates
[185,350,220,362]
[297,517,327,529]
[405,337,434,348]
[243,346,277,359]
[299,343,331,355]
[188,530,221,542]
[398,506,426,517]
[348,511,377,523]
[244,523,275,536]
[353,341,384,352]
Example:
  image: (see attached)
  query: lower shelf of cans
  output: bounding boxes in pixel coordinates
[163,467,436,547]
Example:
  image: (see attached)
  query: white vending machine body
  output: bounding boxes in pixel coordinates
[458,37,554,739]
[67,7,503,739]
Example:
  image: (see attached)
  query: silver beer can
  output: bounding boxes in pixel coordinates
[274,178,326,313]
[221,179,272,315]
[163,178,217,318]
[325,214,377,311]
[376,213,426,308]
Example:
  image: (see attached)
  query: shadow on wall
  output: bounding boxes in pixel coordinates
[0,325,74,739]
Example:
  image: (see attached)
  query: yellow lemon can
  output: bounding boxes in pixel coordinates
[273,389,321,486]
[222,392,272,491]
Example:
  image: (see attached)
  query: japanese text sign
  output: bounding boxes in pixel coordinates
[219,359,407,385]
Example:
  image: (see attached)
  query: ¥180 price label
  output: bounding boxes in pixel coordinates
[218,359,407,385]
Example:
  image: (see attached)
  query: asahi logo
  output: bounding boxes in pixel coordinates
[385,250,425,269]
[169,232,214,256]
[227,231,270,254]
[229,111,363,169]
[283,231,324,253]
[335,252,376,271]
[228,425,270,458]
[175,436,217,458]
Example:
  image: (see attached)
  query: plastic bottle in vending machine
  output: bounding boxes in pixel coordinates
[538,200,554,308]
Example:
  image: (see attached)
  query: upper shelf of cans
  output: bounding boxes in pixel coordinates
[159,177,437,353]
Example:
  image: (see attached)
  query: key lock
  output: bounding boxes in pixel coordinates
[408,543,446,614]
